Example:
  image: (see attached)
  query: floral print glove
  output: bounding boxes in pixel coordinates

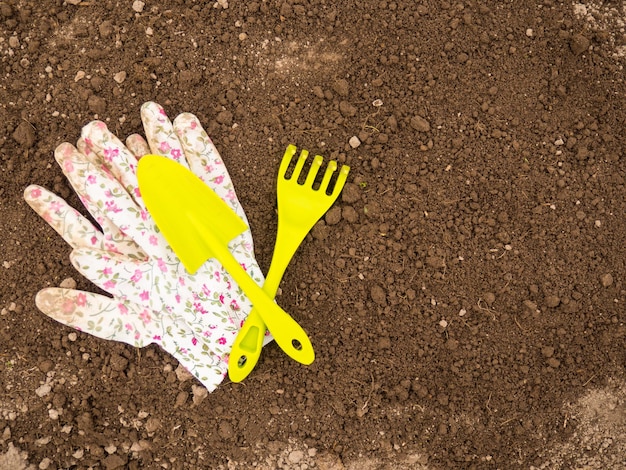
[24,102,265,391]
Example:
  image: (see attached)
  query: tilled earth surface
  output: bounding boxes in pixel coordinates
[1,1,626,469]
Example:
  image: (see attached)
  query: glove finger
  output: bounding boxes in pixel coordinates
[172,112,249,223]
[140,101,190,168]
[126,134,151,159]
[76,135,105,167]
[80,120,144,208]
[57,143,170,259]
[75,138,139,249]
[24,184,104,250]
[35,288,155,348]
[53,142,148,259]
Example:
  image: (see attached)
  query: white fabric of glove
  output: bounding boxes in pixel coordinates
[24,102,265,391]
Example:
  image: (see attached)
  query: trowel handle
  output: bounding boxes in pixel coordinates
[211,235,315,366]
[228,309,266,382]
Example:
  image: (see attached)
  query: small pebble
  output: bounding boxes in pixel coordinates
[349,136,361,148]
[59,277,77,289]
[570,33,590,55]
[132,0,145,13]
[38,359,54,373]
[332,79,349,97]
[288,450,304,464]
[144,417,161,433]
[410,115,430,132]
[74,70,86,82]
[175,391,188,407]
[342,206,358,223]
[341,183,361,204]
[191,384,208,405]
[175,364,193,382]
[325,206,342,225]
[547,357,560,368]
[35,383,52,397]
[544,295,560,308]
[88,95,107,115]
[600,273,613,287]
[218,421,234,439]
[370,284,387,306]
[68,332,77,342]
[35,436,51,446]
[113,71,127,84]
[12,121,36,148]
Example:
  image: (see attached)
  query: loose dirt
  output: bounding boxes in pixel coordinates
[1,1,625,469]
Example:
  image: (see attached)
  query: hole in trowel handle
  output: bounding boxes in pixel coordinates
[292,339,303,351]
[237,355,247,367]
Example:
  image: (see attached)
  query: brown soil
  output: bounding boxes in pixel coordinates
[1,1,626,469]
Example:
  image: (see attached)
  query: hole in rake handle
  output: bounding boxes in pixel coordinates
[237,355,247,367]
[292,339,303,351]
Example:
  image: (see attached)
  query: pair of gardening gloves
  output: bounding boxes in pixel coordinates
[24,102,267,392]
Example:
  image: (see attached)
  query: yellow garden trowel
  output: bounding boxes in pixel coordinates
[137,155,314,365]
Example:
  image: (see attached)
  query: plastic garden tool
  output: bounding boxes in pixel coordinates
[137,154,315,365]
[228,144,350,382]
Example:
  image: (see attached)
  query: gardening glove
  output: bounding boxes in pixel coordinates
[24,102,266,391]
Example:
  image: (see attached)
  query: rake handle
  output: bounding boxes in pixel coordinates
[228,222,310,382]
